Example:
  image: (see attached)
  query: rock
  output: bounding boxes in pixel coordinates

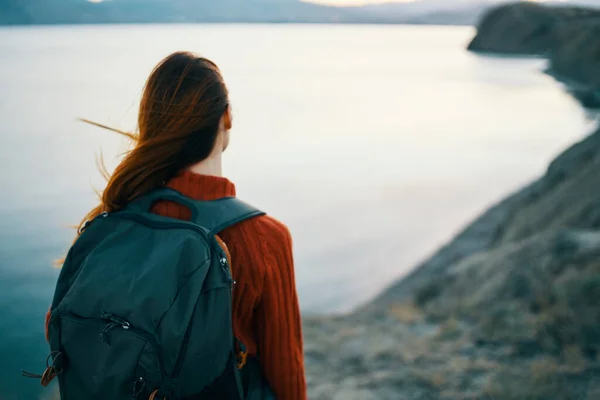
[467,2,600,54]
[467,2,564,54]
[549,19,600,90]
[467,2,600,109]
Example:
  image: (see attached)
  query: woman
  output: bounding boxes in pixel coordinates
[45,51,306,399]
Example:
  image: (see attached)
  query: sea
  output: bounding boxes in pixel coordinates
[0,24,595,399]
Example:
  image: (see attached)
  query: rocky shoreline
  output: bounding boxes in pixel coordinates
[304,3,600,398]
[304,126,600,399]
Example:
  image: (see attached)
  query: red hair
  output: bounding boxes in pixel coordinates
[68,51,229,254]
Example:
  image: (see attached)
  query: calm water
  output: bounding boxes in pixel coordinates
[0,24,594,399]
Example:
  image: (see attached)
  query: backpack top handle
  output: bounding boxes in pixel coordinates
[127,187,265,234]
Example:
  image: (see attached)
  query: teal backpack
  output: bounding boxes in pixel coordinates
[27,188,265,399]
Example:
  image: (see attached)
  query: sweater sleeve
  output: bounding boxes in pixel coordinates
[254,223,307,400]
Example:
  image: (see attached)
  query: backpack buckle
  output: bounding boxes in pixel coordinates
[236,351,248,369]
[40,366,58,387]
[235,338,248,369]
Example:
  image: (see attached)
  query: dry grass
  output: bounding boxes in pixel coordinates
[435,317,462,340]
[530,357,560,382]
[562,345,587,373]
[336,326,365,340]
[388,302,424,324]
[409,369,448,388]
[446,356,471,372]
[469,358,502,372]
[481,354,595,400]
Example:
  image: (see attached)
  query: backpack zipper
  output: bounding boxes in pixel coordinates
[220,256,235,287]
[170,237,235,384]
[50,312,166,378]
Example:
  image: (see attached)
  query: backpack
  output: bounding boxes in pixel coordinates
[26,187,265,400]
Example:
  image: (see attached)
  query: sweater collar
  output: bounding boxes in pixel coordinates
[165,170,236,201]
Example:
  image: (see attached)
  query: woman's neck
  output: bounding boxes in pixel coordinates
[187,152,223,177]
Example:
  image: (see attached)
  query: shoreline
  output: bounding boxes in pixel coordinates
[545,69,600,111]
[466,2,600,110]
[467,48,600,111]
[305,119,600,400]
[305,4,600,396]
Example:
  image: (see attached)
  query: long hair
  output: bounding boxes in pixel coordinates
[75,51,229,237]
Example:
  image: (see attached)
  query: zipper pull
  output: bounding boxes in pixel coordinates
[219,257,236,286]
[100,312,132,346]
[132,376,146,399]
[101,312,131,329]
[78,220,91,235]
[78,211,109,234]
[100,323,116,347]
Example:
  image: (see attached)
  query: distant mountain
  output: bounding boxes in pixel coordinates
[3,0,598,26]
[0,0,494,26]
[0,0,327,24]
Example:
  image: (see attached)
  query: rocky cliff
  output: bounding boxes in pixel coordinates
[468,2,600,108]
[305,13,600,390]
[549,19,600,108]
[305,124,600,398]
[467,2,600,54]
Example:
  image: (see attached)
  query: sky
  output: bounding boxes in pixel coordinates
[308,0,415,5]
[307,0,418,5]
[84,0,565,5]
[306,0,557,6]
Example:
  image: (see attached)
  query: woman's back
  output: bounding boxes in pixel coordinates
[152,171,306,400]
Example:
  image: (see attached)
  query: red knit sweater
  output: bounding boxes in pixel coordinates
[46,171,307,399]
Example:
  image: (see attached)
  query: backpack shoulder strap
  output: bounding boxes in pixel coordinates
[192,197,265,234]
[127,188,265,234]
